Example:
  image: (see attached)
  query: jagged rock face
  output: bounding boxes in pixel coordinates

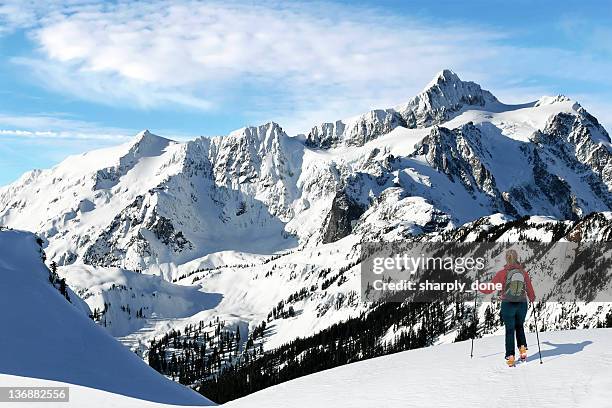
[413,124,502,197]
[82,194,193,269]
[536,110,612,189]
[77,124,304,268]
[354,188,452,241]
[527,144,584,220]
[82,195,152,268]
[306,110,406,149]
[321,192,364,244]
[207,122,301,221]
[305,121,346,149]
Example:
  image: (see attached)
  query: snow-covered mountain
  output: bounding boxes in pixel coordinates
[305,69,501,148]
[0,229,211,406]
[2,70,611,273]
[1,70,612,402]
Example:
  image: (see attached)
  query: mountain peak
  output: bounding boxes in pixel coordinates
[131,129,173,148]
[424,69,462,90]
[133,129,168,143]
[420,69,497,103]
[534,95,574,107]
[395,69,500,127]
[228,121,286,140]
[122,130,174,161]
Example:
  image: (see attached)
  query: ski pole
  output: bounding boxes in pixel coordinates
[470,290,477,358]
[531,304,543,364]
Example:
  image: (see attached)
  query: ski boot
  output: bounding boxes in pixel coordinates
[519,345,528,362]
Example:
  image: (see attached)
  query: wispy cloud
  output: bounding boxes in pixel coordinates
[0,112,134,141]
[12,0,501,118]
[0,2,538,126]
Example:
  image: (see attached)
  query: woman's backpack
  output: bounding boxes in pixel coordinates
[504,267,526,302]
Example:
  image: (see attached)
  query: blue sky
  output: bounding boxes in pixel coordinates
[0,0,611,186]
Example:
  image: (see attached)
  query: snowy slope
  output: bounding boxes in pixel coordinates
[2,329,608,408]
[0,230,211,406]
[227,328,612,408]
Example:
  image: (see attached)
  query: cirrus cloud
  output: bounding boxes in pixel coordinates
[5,1,511,124]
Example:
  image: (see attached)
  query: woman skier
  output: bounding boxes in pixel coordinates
[480,249,536,367]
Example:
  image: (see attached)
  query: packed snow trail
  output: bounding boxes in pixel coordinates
[0,230,211,406]
[226,328,612,408]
